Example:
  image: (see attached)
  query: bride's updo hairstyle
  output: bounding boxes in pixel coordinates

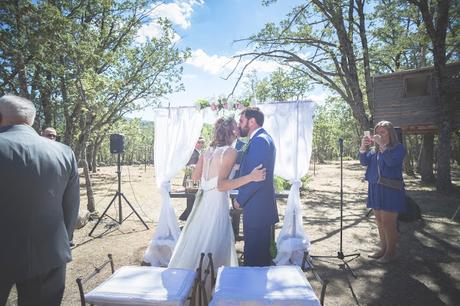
[211,116,236,148]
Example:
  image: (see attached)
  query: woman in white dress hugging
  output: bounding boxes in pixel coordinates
[168,116,266,271]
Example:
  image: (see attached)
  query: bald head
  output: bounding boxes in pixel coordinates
[0,95,36,127]
[42,127,57,140]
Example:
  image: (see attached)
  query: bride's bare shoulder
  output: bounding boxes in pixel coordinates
[223,146,237,159]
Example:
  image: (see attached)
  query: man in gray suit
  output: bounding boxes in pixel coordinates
[0,95,80,306]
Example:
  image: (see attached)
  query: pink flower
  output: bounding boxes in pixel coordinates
[210,102,217,111]
[223,102,228,109]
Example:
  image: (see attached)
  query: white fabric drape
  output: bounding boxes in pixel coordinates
[143,107,203,266]
[258,101,315,265]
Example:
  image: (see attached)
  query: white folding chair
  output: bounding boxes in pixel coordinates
[209,265,324,306]
[76,254,196,306]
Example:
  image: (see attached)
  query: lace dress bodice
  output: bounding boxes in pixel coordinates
[199,146,230,191]
[168,145,238,271]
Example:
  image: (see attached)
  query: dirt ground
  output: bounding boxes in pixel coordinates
[6,160,460,306]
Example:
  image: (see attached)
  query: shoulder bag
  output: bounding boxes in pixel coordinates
[377,159,404,191]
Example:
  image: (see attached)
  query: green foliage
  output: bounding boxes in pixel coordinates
[235,0,374,130]
[273,176,288,193]
[200,123,214,147]
[194,97,249,111]
[98,118,154,165]
[0,0,190,162]
[253,68,312,102]
[369,0,458,72]
[370,0,432,71]
[313,97,361,162]
[273,174,311,193]
[196,99,210,109]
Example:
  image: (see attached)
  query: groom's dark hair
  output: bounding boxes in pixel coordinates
[241,107,264,126]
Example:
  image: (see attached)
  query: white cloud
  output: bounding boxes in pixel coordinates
[137,22,162,41]
[137,1,203,42]
[187,49,233,75]
[154,3,190,29]
[136,21,182,43]
[149,0,204,30]
[187,49,281,76]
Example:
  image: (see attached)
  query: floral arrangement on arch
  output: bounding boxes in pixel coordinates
[196,97,251,112]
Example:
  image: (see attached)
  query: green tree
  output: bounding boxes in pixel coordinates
[231,0,374,131]
[407,0,459,191]
[254,68,311,102]
[313,97,360,162]
[0,0,190,210]
[370,0,435,180]
[370,0,431,72]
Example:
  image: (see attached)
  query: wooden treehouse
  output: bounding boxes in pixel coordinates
[372,62,460,133]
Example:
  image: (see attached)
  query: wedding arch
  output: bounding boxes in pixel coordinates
[143,101,315,267]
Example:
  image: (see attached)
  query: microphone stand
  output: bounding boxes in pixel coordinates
[311,138,360,278]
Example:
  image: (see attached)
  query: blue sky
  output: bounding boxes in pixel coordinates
[131,0,327,119]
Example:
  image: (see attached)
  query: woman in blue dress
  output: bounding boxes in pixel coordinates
[359,121,406,263]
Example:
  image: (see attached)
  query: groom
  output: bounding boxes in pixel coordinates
[234,107,278,266]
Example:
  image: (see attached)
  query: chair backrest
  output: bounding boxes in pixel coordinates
[189,252,215,306]
[76,254,115,306]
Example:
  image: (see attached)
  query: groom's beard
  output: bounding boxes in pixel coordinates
[239,126,249,137]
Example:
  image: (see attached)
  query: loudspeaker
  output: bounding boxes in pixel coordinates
[110,134,124,153]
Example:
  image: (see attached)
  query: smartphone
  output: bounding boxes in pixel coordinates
[364,131,370,137]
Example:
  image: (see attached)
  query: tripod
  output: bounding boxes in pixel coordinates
[312,138,360,278]
[89,153,149,237]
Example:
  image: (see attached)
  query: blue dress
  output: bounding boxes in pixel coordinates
[359,143,406,213]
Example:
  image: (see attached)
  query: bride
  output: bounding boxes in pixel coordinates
[168,116,266,270]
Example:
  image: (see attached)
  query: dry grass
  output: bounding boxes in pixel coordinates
[6,161,460,306]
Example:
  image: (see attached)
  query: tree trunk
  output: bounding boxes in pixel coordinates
[91,134,105,173]
[91,150,97,173]
[453,131,460,166]
[82,146,95,213]
[40,71,54,128]
[403,134,414,176]
[408,0,452,191]
[418,134,435,183]
[86,142,93,172]
[436,121,452,191]
[356,0,374,118]
[61,74,74,147]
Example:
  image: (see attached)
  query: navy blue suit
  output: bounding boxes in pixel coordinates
[237,128,278,266]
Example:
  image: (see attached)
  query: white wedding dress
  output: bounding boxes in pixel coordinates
[168,146,238,271]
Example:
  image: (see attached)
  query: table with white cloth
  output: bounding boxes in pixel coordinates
[209,265,321,306]
[84,266,196,306]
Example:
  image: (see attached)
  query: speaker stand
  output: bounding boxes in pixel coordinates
[89,153,149,237]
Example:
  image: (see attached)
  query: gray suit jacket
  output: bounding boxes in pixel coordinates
[0,124,80,281]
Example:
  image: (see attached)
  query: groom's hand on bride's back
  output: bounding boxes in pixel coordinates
[250,164,266,182]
